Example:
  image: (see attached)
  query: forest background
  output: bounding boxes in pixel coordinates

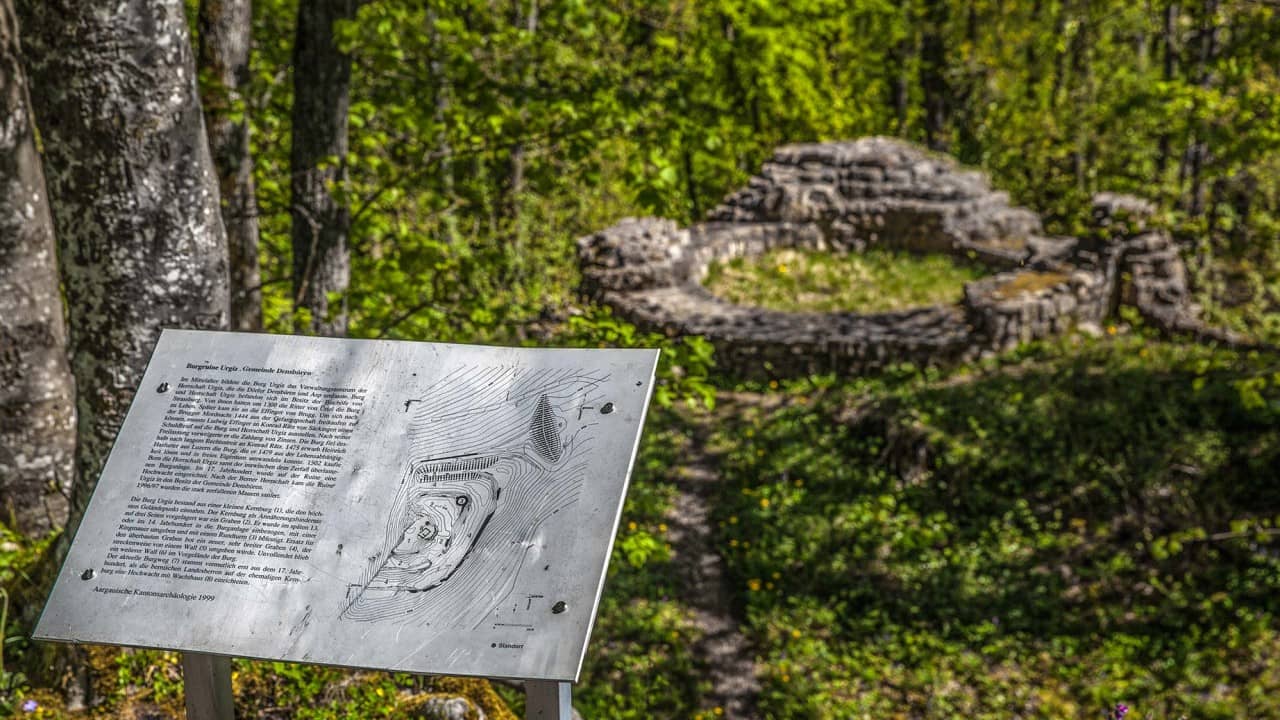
[3,0,1280,718]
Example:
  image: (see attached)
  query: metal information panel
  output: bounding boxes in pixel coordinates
[36,330,659,683]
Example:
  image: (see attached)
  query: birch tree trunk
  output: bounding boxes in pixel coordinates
[0,0,74,536]
[200,0,262,331]
[16,0,231,545]
[291,0,357,337]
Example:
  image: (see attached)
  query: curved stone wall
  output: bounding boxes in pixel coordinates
[578,138,1243,378]
[710,138,1043,266]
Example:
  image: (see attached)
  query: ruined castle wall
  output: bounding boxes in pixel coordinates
[579,139,1234,379]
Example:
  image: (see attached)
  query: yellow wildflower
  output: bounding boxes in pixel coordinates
[747,578,762,591]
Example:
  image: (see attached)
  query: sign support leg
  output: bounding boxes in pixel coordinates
[181,652,235,720]
[525,680,572,720]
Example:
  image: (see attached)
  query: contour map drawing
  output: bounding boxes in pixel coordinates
[340,365,607,628]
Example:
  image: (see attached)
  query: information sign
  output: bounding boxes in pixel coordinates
[36,330,659,683]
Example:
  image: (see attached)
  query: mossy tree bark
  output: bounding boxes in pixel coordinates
[200,0,262,331]
[0,0,75,537]
[291,0,359,337]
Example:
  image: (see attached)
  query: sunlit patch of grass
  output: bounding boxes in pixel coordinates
[703,247,985,313]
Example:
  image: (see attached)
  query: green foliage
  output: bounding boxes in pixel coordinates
[112,651,512,719]
[16,0,1280,715]
[577,596,705,719]
[112,650,185,706]
[0,526,51,714]
[231,660,414,719]
[555,308,717,411]
[243,0,1280,343]
[241,1,1280,347]
[704,247,986,312]
[577,412,709,717]
[712,337,1280,718]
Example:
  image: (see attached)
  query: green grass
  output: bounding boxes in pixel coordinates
[576,413,711,718]
[702,247,986,313]
[9,318,1280,720]
[712,335,1280,719]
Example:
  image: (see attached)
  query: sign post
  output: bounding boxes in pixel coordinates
[525,680,573,719]
[181,654,234,720]
[35,330,658,719]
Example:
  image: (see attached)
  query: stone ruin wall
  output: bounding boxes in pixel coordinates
[578,138,1249,379]
[707,138,1042,267]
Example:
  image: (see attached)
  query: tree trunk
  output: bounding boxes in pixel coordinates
[1024,0,1043,102]
[682,144,701,220]
[1186,0,1219,217]
[291,0,357,337]
[0,0,74,537]
[16,0,230,545]
[15,0,230,702]
[199,0,262,331]
[919,0,950,151]
[1049,2,1070,104]
[427,6,457,245]
[887,23,911,135]
[1069,12,1094,192]
[1156,2,1177,176]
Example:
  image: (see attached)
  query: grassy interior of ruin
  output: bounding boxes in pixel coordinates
[702,247,987,313]
[6,319,1279,720]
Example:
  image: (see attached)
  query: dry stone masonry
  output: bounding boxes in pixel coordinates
[708,137,1041,267]
[578,138,1251,378]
